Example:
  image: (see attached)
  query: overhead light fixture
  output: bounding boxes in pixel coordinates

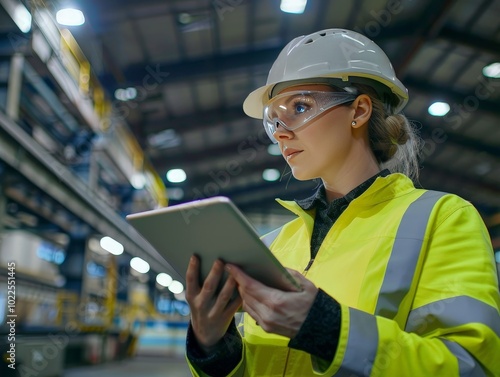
[100,236,124,255]
[130,257,150,274]
[267,144,281,156]
[168,280,184,294]
[262,168,280,182]
[56,8,85,26]
[1,0,32,33]
[483,62,500,79]
[156,273,173,287]
[131,173,146,190]
[166,168,186,183]
[280,0,307,14]
[148,129,182,149]
[428,101,450,117]
[166,187,184,200]
[114,87,138,101]
[13,4,32,32]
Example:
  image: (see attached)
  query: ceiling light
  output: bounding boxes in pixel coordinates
[483,62,500,79]
[100,236,124,255]
[131,173,146,190]
[156,273,173,287]
[474,162,491,176]
[178,13,192,24]
[428,102,450,117]
[114,87,137,101]
[56,8,85,26]
[280,0,307,14]
[167,187,184,200]
[148,129,181,149]
[262,168,280,182]
[130,257,150,274]
[13,4,32,33]
[166,168,186,183]
[267,144,281,156]
[2,1,32,33]
[168,280,184,294]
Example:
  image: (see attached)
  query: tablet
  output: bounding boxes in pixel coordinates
[126,196,301,292]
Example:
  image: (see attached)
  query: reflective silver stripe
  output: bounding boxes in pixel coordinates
[375,191,446,318]
[405,296,500,337]
[234,312,244,337]
[336,308,378,377]
[440,339,486,377]
[261,225,283,247]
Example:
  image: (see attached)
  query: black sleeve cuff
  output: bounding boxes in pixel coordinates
[186,318,242,376]
[288,288,341,362]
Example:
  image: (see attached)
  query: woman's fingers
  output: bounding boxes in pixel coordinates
[213,275,242,315]
[185,255,201,300]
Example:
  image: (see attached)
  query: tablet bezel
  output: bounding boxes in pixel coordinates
[126,196,301,292]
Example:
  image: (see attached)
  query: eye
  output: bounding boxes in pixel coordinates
[290,96,314,115]
[295,103,307,114]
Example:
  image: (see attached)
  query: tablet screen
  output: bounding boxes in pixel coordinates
[126,196,301,292]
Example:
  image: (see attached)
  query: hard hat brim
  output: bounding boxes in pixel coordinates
[243,73,409,120]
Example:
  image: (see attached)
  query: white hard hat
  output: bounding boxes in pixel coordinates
[243,28,408,118]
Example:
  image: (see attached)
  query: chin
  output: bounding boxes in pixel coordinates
[290,167,317,182]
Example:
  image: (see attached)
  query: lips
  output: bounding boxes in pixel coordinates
[283,147,303,160]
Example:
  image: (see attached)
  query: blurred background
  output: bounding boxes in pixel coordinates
[0,0,499,376]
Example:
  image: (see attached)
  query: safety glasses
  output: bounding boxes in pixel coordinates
[263,90,358,143]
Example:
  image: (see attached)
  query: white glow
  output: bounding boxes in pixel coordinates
[174,291,187,302]
[280,0,307,14]
[166,168,186,183]
[267,144,281,156]
[130,257,150,274]
[100,236,124,255]
[56,8,85,26]
[168,280,184,294]
[167,187,184,200]
[262,168,280,182]
[156,273,173,287]
[131,173,146,189]
[13,4,32,33]
[114,87,137,101]
[483,62,500,79]
[428,102,450,117]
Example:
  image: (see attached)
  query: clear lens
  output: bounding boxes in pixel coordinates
[263,91,357,143]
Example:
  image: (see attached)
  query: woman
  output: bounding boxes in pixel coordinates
[184,29,500,376]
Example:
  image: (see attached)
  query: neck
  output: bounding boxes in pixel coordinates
[322,151,381,202]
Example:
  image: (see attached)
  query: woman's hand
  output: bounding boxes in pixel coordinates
[226,265,318,338]
[185,256,242,353]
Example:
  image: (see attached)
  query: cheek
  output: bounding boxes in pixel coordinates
[302,117,352,154]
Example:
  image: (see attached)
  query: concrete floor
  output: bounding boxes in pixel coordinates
[63,356,192,377]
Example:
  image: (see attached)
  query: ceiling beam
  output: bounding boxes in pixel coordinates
[438,26,500,58]
[405,77,499,117]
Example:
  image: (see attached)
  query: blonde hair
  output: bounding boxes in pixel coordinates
[353,84,422,181]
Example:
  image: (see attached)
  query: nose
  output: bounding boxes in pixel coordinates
[273,120,294,140]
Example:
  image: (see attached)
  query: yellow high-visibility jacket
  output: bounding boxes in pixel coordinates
[188,173,500,376]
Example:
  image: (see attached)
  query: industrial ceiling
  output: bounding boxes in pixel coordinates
[1,0,500,244]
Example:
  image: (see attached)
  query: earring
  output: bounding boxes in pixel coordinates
[351,121,357,126]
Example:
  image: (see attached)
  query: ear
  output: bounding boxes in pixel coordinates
[351,94,372,128]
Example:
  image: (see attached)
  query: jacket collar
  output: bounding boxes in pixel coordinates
[294,169,390,211]
[277,173,416,216]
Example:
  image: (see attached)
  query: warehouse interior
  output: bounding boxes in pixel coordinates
[0,0,499,376]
